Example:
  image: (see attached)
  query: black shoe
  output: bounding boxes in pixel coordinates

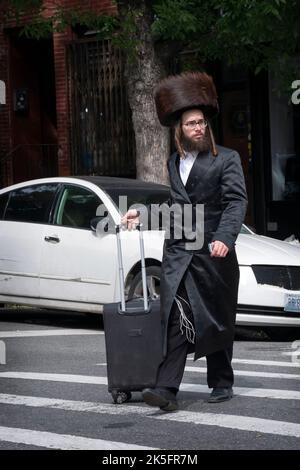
[142,387,178,411]
[207,387,233,403]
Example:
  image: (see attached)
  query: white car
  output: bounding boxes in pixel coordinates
[0,176,299,332]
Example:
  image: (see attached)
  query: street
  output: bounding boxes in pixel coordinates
[0,307,299,450]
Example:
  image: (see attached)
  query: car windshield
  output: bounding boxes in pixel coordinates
[240,224,253,234]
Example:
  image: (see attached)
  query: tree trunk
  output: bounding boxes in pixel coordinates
[116,0,170,185]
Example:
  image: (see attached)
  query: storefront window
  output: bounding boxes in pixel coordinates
[269,73,300,201]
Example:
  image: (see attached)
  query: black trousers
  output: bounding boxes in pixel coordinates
[156,282,234,391]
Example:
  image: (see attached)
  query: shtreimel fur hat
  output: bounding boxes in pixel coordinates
[154,71,218,127]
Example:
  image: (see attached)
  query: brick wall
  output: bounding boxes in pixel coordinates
[0,23,12,185]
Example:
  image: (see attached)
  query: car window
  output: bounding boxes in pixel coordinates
[4,183,58,223]
[0,193,9,219]
[127,190,170,209]
[55,185,102,229]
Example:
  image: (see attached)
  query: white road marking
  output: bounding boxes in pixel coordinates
[0,329,103,338]
[96,363,300,380]
[0,372,108,384]
[0,393,299,439]
[184,367,300,380]
[0,393,148,414]
[180,383,300,400]
[0,425,155,450]
[0,372,299,400]
[187,357,300,368]
[0,341,6,365]
[157,411,300,438]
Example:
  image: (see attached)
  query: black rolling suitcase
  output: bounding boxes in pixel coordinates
[103,224,163,404]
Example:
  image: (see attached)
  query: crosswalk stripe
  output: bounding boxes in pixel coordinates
[187,357,300,368]
[96,364,300,380]
[0,393,299,439]
[0,372,108,384]
[0,330,103,338]
[0,393,148,414]
[0,425,155,450]
[184,367,300,380]
[0,372,299,400]
[180,383,300,400]
[157,411,300,438]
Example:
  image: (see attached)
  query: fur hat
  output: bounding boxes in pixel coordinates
[154,71,218,127]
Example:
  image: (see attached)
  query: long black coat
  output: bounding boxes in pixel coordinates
[156,145,248,360]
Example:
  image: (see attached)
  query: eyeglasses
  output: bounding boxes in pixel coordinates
[183,119,208,129]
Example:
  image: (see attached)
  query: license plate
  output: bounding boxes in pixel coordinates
[284,293,300,312]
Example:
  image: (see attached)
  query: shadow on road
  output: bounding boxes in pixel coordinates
[0,306,104,330]
[235,325,299,342]
[1,307,298,342]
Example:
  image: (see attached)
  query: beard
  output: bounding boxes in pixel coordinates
[182,130,211,154]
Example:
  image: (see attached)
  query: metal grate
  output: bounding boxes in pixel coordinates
[67,38,136,178]
[252,265,300,290]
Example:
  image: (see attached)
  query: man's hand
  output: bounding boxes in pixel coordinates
[210,240,229,257]
[121,209,140,230]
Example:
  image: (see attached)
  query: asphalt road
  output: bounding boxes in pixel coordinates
[0,307,299,452]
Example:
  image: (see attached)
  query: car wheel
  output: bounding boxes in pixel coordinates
[128,266,161,300]
[111,390,132,404]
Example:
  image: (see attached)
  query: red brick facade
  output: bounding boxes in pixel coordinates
[0,0,117,186]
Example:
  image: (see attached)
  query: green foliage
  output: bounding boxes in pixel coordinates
[152,0,300,93]
[3,2,119,40]
[2,0,300,93]
[7,0,43,10]
[111,8,141,61]
[152,0,201,40]
[21,17,52,39]
[210,0,300,92]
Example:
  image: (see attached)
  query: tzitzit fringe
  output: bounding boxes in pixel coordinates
[174,294,195,344]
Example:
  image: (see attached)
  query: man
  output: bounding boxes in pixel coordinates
[121,71,248,411]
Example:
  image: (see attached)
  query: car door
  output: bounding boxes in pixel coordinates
[39,183,117,306]
[0,182,59,299]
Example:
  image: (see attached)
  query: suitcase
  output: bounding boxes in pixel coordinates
[103,224,163,404]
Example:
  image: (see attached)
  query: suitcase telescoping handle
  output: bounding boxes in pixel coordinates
[115,223,149,313]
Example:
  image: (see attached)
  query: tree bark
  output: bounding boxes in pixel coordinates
[116,0,170,185]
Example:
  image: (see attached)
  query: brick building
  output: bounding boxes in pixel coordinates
[0,0,136,187]
[0,1,299,239]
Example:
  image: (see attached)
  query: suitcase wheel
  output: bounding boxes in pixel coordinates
[111,391,132,404]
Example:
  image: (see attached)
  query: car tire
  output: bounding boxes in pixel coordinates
[128,265,161,300]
